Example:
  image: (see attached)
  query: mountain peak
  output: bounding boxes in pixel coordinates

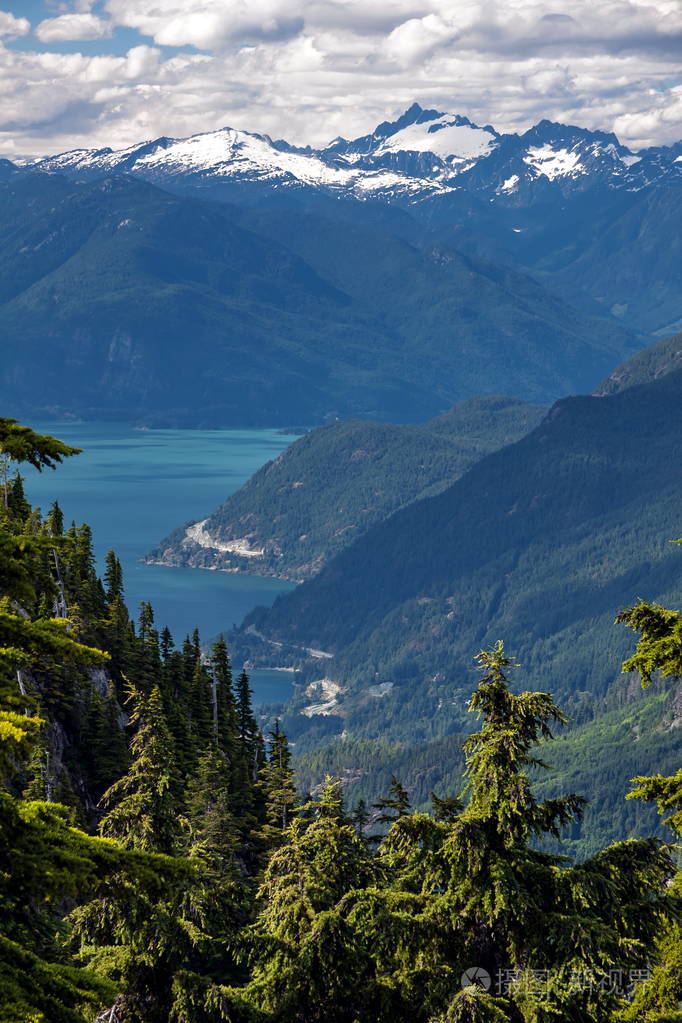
[523,119,625,151]
[374,102,445,138]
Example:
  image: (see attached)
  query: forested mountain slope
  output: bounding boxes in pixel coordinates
[148,397,545,580]
[0,172,640,426]
[292,677,682,860]
[596,330,682,395]
[245,365,682,731]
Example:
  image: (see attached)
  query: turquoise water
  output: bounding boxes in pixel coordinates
[23,421,297,705]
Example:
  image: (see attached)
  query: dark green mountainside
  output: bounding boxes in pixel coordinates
[292,678,681,860]
[238,359,682,829]
[0,173,639,426]
[248,367,682,706]
[148,397,545,580]
[228,345,682,857]
[595,330,682,396]
[550,184,682,336]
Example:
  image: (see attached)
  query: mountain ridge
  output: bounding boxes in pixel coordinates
[15,102,679,339]
[27,102,681,204]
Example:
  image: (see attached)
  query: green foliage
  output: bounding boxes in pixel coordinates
[373,774,411,825]
[0,418,81,472]
[617,592,682,688]
[259,722,298,840]
[614,583,682,1023]
[99,683,179,854]
[224,650,678,1023]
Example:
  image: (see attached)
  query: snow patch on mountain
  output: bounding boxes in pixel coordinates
[498,174,519,193]
[524,145,585,180]
[136,127,352,185]
[36,124,452,199]
[375,116,497,162]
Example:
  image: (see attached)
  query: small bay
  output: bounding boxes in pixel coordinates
[23,421,298,705]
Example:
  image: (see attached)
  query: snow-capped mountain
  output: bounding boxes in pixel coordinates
[322,104,499,175]
[321,105,680,199]
[30,103,681,206]
[32,123,451,202]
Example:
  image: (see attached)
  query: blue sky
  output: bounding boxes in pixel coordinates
[1,0,680,158]
[4,1,190,56]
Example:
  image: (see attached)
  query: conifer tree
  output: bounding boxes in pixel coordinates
[131,601,162,695]
[616,573,682,1022]
[183,746,245,942]
[0,417,81,507]
[259,721,298,845]
[189,657,214,755]
[374,774,411,825]
[429,643,676,1022]
[72,682,190,1023]
[82,681,130,798]
[210,637,237,758]
[104,549,124,603]
[160,625,174,661]
[46,499,64,537]
[0,422,180,1023]
[99,682,179,854]
[241,780,379,1022]
[7,474,30,520]
[234,669,261,798]
[350,797,371,839]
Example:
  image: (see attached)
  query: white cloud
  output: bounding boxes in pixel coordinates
[35,13,113,42]
[613,85,682,149]
[0,10,30,39]
[105,0,305,49]
[0,0,679,157]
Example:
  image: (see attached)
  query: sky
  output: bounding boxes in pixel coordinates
[0,0,680,159]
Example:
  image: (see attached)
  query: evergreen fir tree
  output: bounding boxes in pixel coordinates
[46,499,64,537]
[616,575,682,1021]
[103,549,124,604]
[72,683,190,1023]
[373,774,411,825]
[189,657,214,756]
[240,780,379,1022]
[83,682,130,799]
[234,669,262,810]
[183,746,245,942]
[259,721,298,846]
[8,474,30,520]
[0,421,180,1023]
[210,637,237,758]
[160,625,174,662]
[0,417,81,507]
[99,682,179,854]
[350,797,371,839]
[426,643,675,1021]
